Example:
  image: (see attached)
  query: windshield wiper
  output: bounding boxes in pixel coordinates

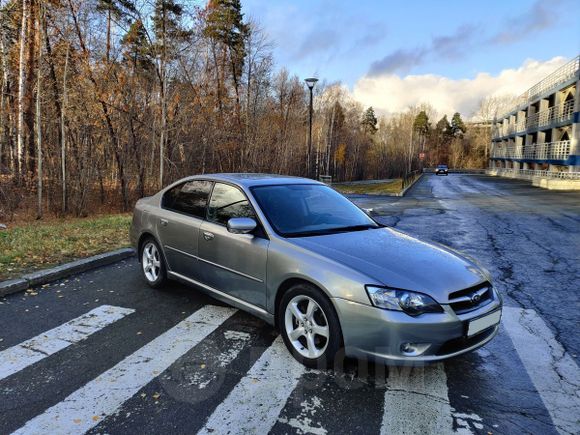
[286,224,378,238]
[329,224,378,233]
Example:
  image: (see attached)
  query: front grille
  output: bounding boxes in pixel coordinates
[436,327,496,356]
[448,283,493,315]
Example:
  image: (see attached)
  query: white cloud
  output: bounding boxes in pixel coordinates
[352,56,570,119]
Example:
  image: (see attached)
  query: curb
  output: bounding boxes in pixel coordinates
[397,173,424,197]
[0,248,135,298]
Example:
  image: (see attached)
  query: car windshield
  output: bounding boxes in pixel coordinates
[251,184,379,237]
[438,165,448,168]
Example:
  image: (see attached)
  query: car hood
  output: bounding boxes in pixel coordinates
[289,227,488,303]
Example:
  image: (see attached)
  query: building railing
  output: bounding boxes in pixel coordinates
[527,56,580,101]
[495,55,580,120]
[490,140,571,160]
[489,168,580,180]
[492,99,575,139]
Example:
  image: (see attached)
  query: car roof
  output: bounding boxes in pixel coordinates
[179,173,322,188]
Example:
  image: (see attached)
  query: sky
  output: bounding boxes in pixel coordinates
[241,0,580,118]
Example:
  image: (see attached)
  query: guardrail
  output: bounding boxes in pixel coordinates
[489,168,580,180]
[423,168,487,174]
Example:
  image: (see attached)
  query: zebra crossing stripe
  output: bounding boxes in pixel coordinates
[502,306,580,435]
[198,336,306,434]
[0,305,134,382]
[11,305,236,435]
[381,363,458,434]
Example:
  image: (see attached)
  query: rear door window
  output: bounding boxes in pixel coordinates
[162,180,213,218]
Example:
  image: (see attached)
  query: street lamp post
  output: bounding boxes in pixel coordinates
[304,77,318,179]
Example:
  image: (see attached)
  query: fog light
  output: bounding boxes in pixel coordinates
[400,342,430,356]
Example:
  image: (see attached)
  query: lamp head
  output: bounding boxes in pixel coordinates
[304,77,318,89]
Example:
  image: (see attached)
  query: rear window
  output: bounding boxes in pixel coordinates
[162,180,213,218]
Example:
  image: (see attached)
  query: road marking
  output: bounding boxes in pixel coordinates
[502,306,580,435]
[198,336,306,434]
[381,363,468,434]
[11,305,236,435]
[0,305,134,382]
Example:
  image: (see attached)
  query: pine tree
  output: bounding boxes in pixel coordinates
[122,19,154,73]
[204,0,249,81]
[361,107,378,135]
[96,1,136,61]
[451,112,466,137]
[435,115,452,164]
[413,110,430,135]
[436,115,452,136]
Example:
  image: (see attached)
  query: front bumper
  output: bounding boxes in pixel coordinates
[333,295,502,365]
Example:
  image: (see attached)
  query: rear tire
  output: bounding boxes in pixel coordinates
[140,238,167,289]
[278,283,342,368]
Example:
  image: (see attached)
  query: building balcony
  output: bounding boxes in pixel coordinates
[525,99,574,129]
[491,99,575,139]
[490,140,572,161]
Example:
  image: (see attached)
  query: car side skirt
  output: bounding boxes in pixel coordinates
[167,271,275,325]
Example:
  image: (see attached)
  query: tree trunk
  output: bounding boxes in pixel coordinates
[25,0,36,177]
[61,44,69,214]
[36,2,43,219]
[158,5,167,188]
[16,0,29,181]
[0,34,7,169]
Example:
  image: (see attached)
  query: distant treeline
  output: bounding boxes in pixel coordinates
[0,0,494,220]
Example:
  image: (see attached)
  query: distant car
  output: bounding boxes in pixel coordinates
[435,165,449,176]
[130,173,501,367]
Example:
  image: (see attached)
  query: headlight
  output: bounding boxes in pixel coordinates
[365,286,443,316]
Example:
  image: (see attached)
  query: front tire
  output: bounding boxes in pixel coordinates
[140,238,167,289]
[279,283,342,368]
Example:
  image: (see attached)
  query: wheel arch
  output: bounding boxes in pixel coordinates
[137,232,158,263]
[274,277,335,327]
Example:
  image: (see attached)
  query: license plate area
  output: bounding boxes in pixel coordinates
[467,310,501,337]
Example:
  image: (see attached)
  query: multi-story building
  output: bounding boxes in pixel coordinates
[488,55,580,189]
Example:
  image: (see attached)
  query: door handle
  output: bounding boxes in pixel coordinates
[203,231,215,241]
[160,219,168,227]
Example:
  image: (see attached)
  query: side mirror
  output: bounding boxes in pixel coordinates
[227,217,257,234]
[362,207,374,216]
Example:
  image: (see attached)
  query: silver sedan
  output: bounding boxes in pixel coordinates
[130,174,502,367]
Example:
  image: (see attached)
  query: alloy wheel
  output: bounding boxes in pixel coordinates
[284,295,330,359]
[142,242,161,282]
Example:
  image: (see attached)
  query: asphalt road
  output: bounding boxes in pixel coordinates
[1,174,579,435]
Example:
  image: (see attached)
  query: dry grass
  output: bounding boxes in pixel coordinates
[0,214,132,281]
[332,179,403,195]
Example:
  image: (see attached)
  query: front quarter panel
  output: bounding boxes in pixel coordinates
[266,238,376,314]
